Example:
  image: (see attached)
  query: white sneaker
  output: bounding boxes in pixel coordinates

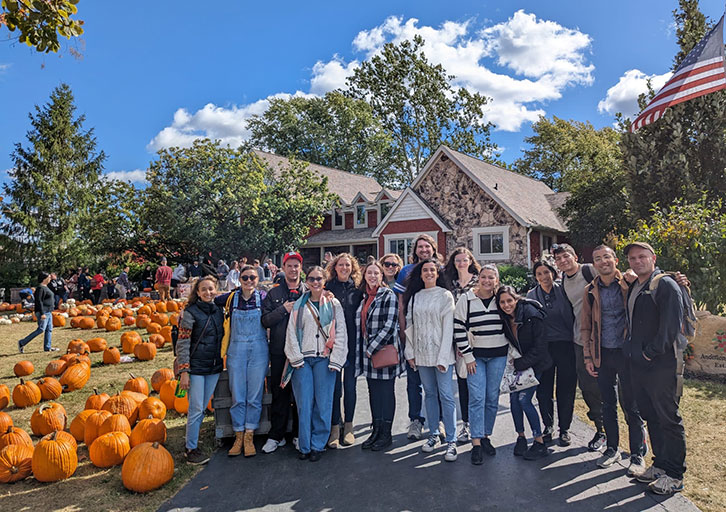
[421,435,438,453]
[438,421,446,443]
[293,437,299,451]
[444,442,458,462]
[457,422,470,444]
[261,438,286,454]
[649,474,684,495]
[627,455,646,477]
[597,447,620,468]
[407,419,423,440]
[635,464,666,483]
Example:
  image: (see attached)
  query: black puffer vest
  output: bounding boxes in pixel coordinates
[185,302,225,375]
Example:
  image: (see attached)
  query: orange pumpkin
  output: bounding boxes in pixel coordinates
[99,414,131,437]
[0,426,33,450]
[87,337,108,352]
[121,441,174,493]
[146,322,162,334]
[96,314,109,329]
[174,394,189,415]
[0,385,10,410]
[129,416,167,447]
[59,353,77,362]
[52,314,66,327]
[69,316,82,328]
[166,300,179,312]
[111,308,124,318]
[90,431,130,468]
[123,315,136,326]
[45,359,68,376]
[69,409,96,442]
[68,307,80,317]
[138,397,166,420]
[137,305,152,316]
[12,379,41,408]
[105,316,122,332]
[67,339,90,354]
[124,374,149,396]
[151,312,169,326]
[121,331,142,354]
[151,368,174,393]
[0,412,12,433]
[30,402,67,436]
[59,362,91,392]
[149,333,166,348]
[66,354,91,367]
[0,444,34,483]
[32,430,78,482]
[169,312,179,326]
[134,342,157,361]
[37,377,62,401]
[159,379,178,410]
[85,388,110,410]
[13,360,34,377]
[79,316,95,329]
[135,314,151,328]
[84,410,112,446]
[102,394,138,424]
[103,346,121,364]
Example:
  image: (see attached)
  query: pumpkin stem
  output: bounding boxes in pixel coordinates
[9,465,19,474]
[50,430,58,440]
[19,378,24,385]
[93,387,99,395]
[129,373,136,379]
[152,441,159,448]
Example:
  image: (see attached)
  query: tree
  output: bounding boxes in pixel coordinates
[86,178,144,260]
[514,116,631,246]
[1,83,105,273]
[346,35,499,186]
[247,91,397,187]
[619,0,726,221]
[1,0,84,53]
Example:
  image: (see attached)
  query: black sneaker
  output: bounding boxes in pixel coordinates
[523,441,548,460]
[588,431,606,452]
[298,451,310,460]
[558,431,572,447]
[185,448,210,465]
[481,437,496,456]
[309,450,323,462]
[513,436,528,457]
[470,445,483,465]
[542,426,554,445]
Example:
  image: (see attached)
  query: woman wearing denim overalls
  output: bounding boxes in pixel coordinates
[216,265,269,458]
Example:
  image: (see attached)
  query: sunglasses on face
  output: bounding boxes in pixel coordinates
[240,275,258,282]
[306,276,324,282]
[383,262,399,268]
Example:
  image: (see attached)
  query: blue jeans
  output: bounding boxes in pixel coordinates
[19,314,53,351]
[510,376,542,438]
[406,364,425,423]
[227,338,269,431]
[466,356,507,438]
[292,357,337,454]
[186,373,220,450]
[418,365,456,443]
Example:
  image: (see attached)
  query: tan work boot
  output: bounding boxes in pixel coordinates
[244,431,256,457]
[342,422,355,446]
[328,424,340,449]
[228,431,244,457]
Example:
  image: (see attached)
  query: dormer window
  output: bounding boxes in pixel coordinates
[355,205,366,227]
[333,209,344,229]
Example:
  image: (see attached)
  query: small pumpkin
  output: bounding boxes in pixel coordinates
[138,397,166,420]
[99,413,131,437]
[149,333,166,348]
[37,377,63,401]
[0,412,13,432]
[174,393,189,415]
[0,444,34,483]
[87,337,108,352]
[30,402,68,436]
[111,308,124,318]
[121,441,174,493]
[146,322,162,334]
[123,315,136,326]
[69,409,96,442]
[151,368,174,393]
[13,360,34,377]
[0,426,33,450]
[121,331,142,354]
[32,431,78,482]
[103,346,121,364]
[79,316,95,329]
[59,363,91,392]
[52,314,66,327]
[151,312,169,326]
[120,390,148,405]
[105,316,122,332]
[159,379,178,410]
[96,314,109,329]
[67,339,90,354]
[102,394,138,423]
[135,314,151,329]
[155,301,167,313]
[134,342,157,361]
[169,312,179,326]
[84,410,112,446]
[124,373,149,396]
[90,431,130,468]
[137,305,152,317]
[12,379,41,408]
[85,388,110,410]
[45,359,68,376]
[129,416,167,447]
[0,385,9,410]
[166,300,179,312]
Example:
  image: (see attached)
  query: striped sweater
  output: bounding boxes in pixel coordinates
[453,289,509,364]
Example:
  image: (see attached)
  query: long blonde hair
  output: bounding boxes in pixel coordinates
[325,252,362,286]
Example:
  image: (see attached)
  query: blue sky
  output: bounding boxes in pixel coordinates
[1,0,724,186]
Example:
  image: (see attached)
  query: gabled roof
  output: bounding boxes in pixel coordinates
[372,188,452,238]
[251,150,386,206]
[412,146,568,233]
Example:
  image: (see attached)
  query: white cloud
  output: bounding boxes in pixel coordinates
[104,169,147,183]
[598,69,673,118]
[310,57,359,95]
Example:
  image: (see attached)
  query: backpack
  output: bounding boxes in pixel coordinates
[649,272,698,352]
[581,264,595,284]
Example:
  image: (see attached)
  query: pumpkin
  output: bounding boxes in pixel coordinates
[45,359,68,376]
[53,430,78,451]
[96,315,109,329]
[13,360,34,377]
[0,444,34,483]
[129,416,167,447]
[87,337,107,352]
[103,346,121,364]
[37,377,63,400]
[32,431,78,482]
[138,397,166,420]
[149,333,166,348]
[122,308,134,317]
[60,363,91,392]
[135,314,151,329]
[151,312,169,326]
[111,308,124,318]
[123,315,136,326]
[102,394,138,423]
[124,374,149,396]
[134,342,157,361]
[159,379,178,410]
[68,307,80,317]
[121,441,174,493]
[121,331,142,354]
[84,410,112,446]
[0,426,33,450]
[30,402,67,436]
[59,353,77,362]
[155,301,168,314]
[67,353,92,367]
[52,314,66,327]
[70,317,81,328]
[99,414,131,437]
[85,388,110,410]
[105,316,122,332]
[90,431,130,468]
[0,385,9,410]
[0,412,12,432]
[12,379,41,408]
[137,305,151,317]
[174,394,189,415]
[67,339,90,354]
[169,312,179,326]
[79,316,95,329]
[69,409,96,442]
[146,322,162,334]
[166,300,179,312]
[151,368,174,392]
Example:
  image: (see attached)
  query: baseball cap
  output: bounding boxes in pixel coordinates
[282,251,303,265]
[623,242,655,256]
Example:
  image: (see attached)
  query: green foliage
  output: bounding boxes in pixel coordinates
[104,251,154,283]
[498,264,532,294]
[614,197,726,314]
[247,91,397,187]
[672,0,708,69]
[346,35,499,186]
[86,178,144,261]
[1,83,105,275]
[1,0,84,53]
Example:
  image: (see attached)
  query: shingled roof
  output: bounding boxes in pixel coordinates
[251,150,388,205]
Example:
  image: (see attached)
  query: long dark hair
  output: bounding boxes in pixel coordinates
[495,285,523,318]
[402,259,446,312]
[443,247,480,288]
[188,276,218,305]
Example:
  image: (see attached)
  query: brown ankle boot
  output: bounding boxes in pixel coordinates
[244,431,256,457]
[342,422,355,446]
[228,431,244,457]
[328,424,340,449]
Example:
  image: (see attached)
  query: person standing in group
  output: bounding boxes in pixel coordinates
[581,245,647,475]
[498,286,552,460]
[172,262,187,298]
[454,264,508,464]
[356,261,405,452]
[403,259,457,462]
[78,267,91,301]
[217,260,230,285]
[189,260,202,279]
[91,271,105,304]
[254,259,265,282]
[322,251,333,269]
[141,265,155,291]
[226,260,241,291]
[444,247,480,445]
[552,244,606,451]
[215,266,269,458]
[156,257,173,301]
[116,267,131,301]
[325,253,364,448]
[394,234,443,441]
[526,260,577,447]
[48,273,67,308]
[379,253,403,288]
[261,252,305,454]
[623,243,687,495]
[177,276,225,465]
[285,266,347,462]
[18,272,59,353]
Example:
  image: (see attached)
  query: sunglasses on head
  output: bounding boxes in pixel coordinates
[383,262,399,268]
[240,275,258,282]
[306,276,324,282]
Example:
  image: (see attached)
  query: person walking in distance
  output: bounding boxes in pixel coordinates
[18,272,59,353]
[156,257,173,301]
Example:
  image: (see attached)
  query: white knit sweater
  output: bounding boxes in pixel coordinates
[404,286,455,367]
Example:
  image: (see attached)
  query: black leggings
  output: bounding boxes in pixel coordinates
[457,376,469,423]
[536,341,577,432]
[367,378,395,422]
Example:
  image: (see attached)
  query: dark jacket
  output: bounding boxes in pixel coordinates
[34,285,55,315]
[625,268,683,368]
[178,301,224,375]
[326,278,364,353]
[261,279,305,356]
[581,270,629,368]
[503,299,552,374]
[526,283,574,343]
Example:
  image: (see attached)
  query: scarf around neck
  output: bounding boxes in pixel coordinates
[291,290,336,355]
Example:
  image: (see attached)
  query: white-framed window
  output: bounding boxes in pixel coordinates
[332,209,344,230]
[473,226,509,261]
[355,204,367,228]
[383,231,438,264]
[379,201,392,221]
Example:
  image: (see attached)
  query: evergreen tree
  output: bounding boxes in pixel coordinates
[1,83,105,273]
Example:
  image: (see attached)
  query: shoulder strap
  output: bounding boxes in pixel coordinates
[582,264,595,284]
[466,294,471,330]
[305,301,329,342]
[190,311,212,357]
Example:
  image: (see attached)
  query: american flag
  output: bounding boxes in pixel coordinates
[631,15,726,132]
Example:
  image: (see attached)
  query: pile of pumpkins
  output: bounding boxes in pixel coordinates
[0,367,182,492]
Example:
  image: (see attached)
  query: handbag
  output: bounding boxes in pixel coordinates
[499,344,539,394]
[371,344,399,369]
